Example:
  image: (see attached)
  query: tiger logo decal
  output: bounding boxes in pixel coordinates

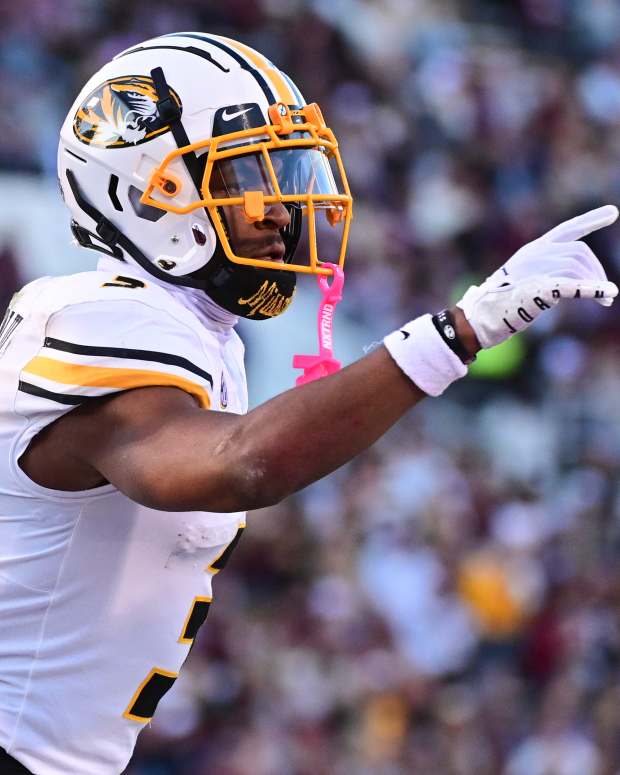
[73,76,182,148]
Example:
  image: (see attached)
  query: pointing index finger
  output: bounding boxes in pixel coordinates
[543,205,619,243]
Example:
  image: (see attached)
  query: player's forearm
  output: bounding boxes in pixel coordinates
[148,312,477,512]
[212,345,424,509]
[90,312,476,513]
[225,310,479,509]
[77,348,422,514]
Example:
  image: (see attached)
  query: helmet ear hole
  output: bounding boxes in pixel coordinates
[128,186,167,223]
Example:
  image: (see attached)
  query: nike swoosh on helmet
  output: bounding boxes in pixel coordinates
[221,107,253,121]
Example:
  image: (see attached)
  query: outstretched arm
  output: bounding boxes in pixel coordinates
[20,207,618,512]
[23,340,428,512]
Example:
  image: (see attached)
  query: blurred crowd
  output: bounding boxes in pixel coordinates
[3,0,620,773]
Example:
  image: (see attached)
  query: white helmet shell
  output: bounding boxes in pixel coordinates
[58,33,305,278]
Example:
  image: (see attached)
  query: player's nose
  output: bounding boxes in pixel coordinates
[258,201,290,230]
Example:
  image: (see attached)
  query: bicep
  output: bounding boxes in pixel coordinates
[75,386,248,512]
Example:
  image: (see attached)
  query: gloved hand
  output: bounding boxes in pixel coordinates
[457,205,619,349]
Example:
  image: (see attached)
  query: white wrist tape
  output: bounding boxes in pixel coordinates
[383,314,468,397]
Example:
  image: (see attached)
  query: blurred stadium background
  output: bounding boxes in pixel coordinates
[3,1,620,773]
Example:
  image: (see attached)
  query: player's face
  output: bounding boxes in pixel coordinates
[211,152,290,263]
[220,200,290,263]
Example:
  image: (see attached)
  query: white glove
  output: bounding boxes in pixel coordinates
[457,205,619,349]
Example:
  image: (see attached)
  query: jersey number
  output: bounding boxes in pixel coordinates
[102,276,145,289]
[122,525,244,723]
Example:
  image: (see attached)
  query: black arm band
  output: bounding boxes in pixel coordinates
[431,309,476,364]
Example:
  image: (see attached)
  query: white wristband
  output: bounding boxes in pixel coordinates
[383,314,468,397]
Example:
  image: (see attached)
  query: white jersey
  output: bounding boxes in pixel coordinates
[0,270,248,775]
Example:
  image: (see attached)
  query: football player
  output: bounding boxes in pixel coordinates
[0,33,617,775]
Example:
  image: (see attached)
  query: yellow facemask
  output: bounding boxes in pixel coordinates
[140,102,353,277]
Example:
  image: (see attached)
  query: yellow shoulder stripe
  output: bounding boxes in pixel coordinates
[220,36,295,105]
[23,356,211,409]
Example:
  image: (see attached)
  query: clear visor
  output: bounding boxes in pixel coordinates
[210,146,345,199]
[139,105,353,275]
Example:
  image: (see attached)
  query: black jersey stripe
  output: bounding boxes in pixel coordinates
[18,380,95,405]
[43,338,214,388]
[161,32,276,103]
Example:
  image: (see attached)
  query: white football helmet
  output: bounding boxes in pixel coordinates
[58,32,353,319]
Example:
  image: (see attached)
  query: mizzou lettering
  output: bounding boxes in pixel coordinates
[238,282,294,318]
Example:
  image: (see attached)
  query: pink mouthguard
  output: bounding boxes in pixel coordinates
[293,263,345,386]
